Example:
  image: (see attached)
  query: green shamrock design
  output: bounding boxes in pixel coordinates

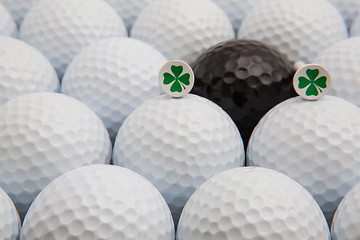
[298,69,327,96]
[163,65,190,93]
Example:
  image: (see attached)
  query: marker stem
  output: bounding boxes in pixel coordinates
[293,61,306,71]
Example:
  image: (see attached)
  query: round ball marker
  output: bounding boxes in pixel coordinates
[158,60,194,98]
[293,63,331,100]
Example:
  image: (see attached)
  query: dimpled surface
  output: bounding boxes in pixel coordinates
[19,0,127,78]
[113,94,244,225]
[331,182,360,239]
[21,164,175,240]
[0,92,112,221]
[104,0,153,30]
[316,37,360,106]
[247,96,360,225]
[212,0,260,33]
[328,0,360,30]
[0,187,20,240]
[191,39,296,146]
[0,4,16,37]
[131,0,234,63]
[177,167,330,240]
[61,37,166,142]
[238,0,347,63]
[0,0,39,27]
[0,36,59,105]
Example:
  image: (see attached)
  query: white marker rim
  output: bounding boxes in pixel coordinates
[158,60,195,98]
[293,63,331,100]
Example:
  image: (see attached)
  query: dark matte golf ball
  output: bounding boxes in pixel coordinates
[191,39,296,147]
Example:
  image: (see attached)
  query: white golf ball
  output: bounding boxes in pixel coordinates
[0,3,16,37]
[328,0,360,30]
[20,164,175,240]
[331,181,360,240]
[238,0,347,63]
[315,37,360,106]
[131,0,234,63]
[104,0,153,31]
[177,167,330,240]
[61,37,166,142]
[247,96,360,225]
[0,187,20,240]
[113,94,245,225]
[19,0,127,78]
[0,36,59,105]
[211,0,260,33]
[0,92,112,221]
[0,0,39,27]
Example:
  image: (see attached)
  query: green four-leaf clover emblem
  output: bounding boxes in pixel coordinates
[159,60,195,98]
[163,65,190,93]
[293,63,331,100]
[298,69,327,97]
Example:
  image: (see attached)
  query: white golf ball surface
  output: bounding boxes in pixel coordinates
[61,37,166,142]
[0,3,16,37]
[316,37,360,106]
[131,0,234,63]
[331,182,360,240]
[19,0,127,78]
[0,36,59,105]
[0,93,111,221]
[113,94,245,225]
[247,96,360,225]
[20,164,175,240]
[238,0,347,63]
[177,167,330,239]
[0,187,20,240]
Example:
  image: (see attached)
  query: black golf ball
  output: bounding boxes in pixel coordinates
[191,39,296,147]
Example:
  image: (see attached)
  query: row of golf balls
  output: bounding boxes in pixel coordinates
[1,89,360,239]
[0,0,360,114]
[0,0,360,72]
[1,128,360,240]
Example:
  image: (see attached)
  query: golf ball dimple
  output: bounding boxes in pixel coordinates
[20,164,175,240]
[19,0,127,78]
[0,36,59,105]
[0,187,20,240]
[0,92,112,221]
[177,167,330,240]
[247,96,360,225]
[112,94,244,225]
[191,39,296,147]
[331,182,360,240]
[0,3,16,37]
[131,0,234,63]
[238,0,347,63]
[61,37,166,142]
[315,37,360,106]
